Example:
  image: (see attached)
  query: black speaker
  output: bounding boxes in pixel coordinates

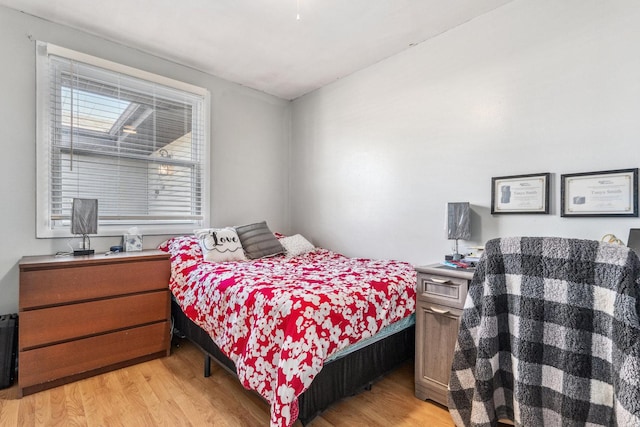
[0,313,18,389]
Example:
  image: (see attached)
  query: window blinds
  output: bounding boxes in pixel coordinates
[37,42,209,236]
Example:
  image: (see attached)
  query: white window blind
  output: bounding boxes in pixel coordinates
[36,42,209,237]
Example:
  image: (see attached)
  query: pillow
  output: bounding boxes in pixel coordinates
[280,234,315,257]
[235,221,285,259]
[194,228,247,262]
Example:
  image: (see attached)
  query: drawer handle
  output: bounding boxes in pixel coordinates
[431,278,452,284]
[430,306,450,315]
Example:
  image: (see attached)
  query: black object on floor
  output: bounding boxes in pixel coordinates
[0,313,18,389]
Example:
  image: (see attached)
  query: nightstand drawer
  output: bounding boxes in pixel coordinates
[417,272,468,309]
[20,290,170,350]
[19,322,169,389]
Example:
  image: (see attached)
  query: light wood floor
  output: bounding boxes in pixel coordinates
[0,339,455,426]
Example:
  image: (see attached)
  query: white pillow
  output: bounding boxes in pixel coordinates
[194,228,247,262]
[280,234,315,257]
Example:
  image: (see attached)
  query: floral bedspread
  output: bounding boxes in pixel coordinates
[160,235,416,427]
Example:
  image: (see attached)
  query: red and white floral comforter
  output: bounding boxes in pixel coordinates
[160,235,416,427]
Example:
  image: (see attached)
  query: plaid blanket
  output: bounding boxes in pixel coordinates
[448,237,640,426]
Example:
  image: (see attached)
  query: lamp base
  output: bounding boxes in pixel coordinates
[73,249,95,256]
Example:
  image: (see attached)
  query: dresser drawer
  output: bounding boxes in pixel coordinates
[417,272,468,309]
[19,322,170,388]
[20,258,169,309]
[20,290,170,350]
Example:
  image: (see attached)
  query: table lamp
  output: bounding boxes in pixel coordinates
[71,198,98,256]
[447,202,471,261]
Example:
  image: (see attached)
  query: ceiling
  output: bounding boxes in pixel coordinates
[0,0,513,100]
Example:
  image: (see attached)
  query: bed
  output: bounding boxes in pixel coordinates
[160,230,416,427]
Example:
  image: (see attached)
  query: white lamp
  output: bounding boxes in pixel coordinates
[71,198,98,256]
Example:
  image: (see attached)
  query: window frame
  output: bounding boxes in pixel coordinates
[36,42,210,238]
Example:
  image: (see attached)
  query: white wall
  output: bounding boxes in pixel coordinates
[0,6,291,314]
[291,0,640,265]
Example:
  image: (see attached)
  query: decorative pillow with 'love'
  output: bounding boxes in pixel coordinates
[194,228,247,262]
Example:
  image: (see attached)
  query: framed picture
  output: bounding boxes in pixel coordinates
[491,173,550,214]
[560,168,638,217]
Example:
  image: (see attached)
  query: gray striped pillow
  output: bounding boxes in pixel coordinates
[235,221,285,259]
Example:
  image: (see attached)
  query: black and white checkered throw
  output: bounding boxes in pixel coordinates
[448,237,640,426]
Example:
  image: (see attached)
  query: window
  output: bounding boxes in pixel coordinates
[36,42,209,238]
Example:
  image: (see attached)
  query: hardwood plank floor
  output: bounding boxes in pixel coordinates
[0,339,454,426]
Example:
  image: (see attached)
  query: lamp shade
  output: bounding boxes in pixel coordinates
[71,198,98,235]
[447,202,471,240]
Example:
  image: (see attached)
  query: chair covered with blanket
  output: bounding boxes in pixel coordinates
[448,236,640,426]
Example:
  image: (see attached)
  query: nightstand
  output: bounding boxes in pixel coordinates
[414,264,474,406]
[18,250,171,396]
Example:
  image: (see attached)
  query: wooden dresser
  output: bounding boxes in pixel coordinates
[414,264,473,406]
[18,250,171,396]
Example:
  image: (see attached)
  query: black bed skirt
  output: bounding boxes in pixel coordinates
[171,300,415,425]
